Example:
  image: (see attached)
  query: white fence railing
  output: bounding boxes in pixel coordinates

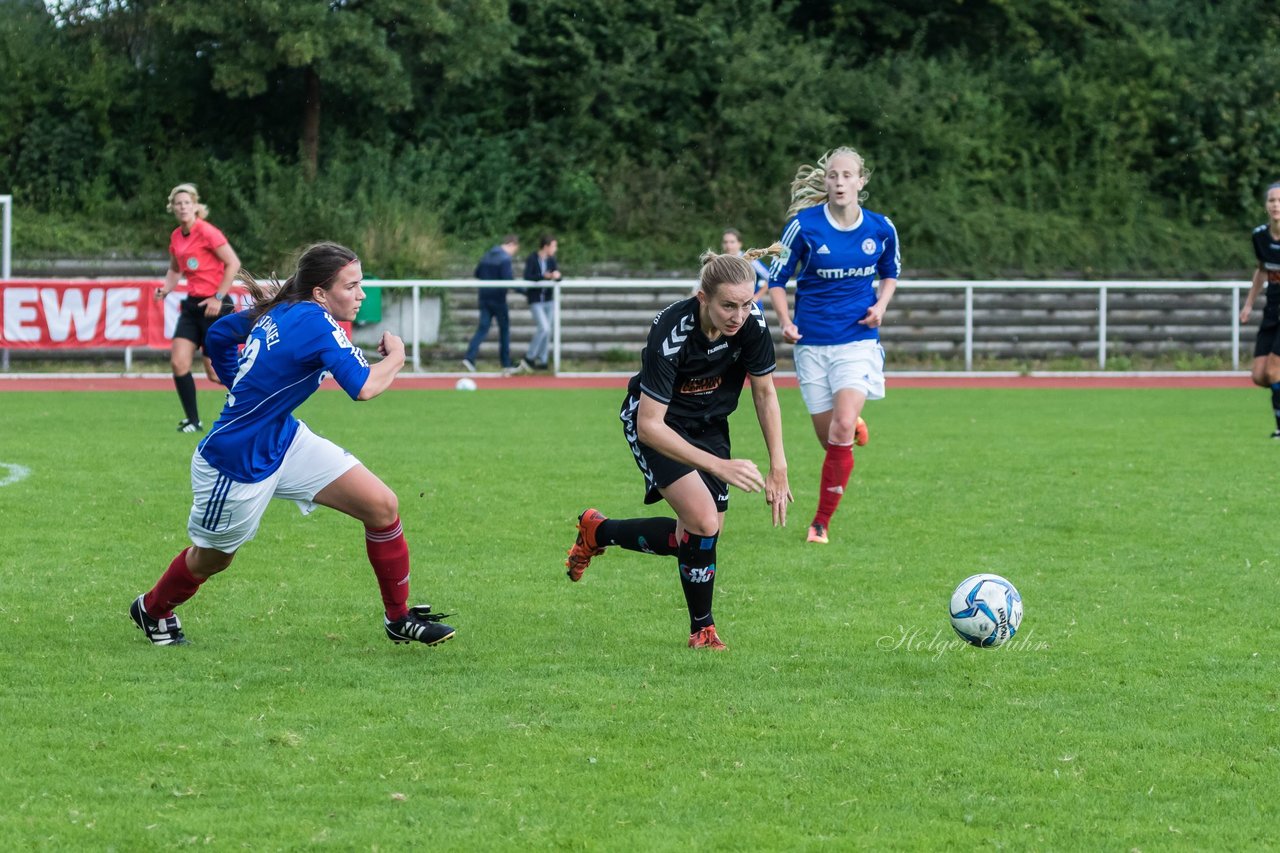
[0,277,1252,373]
[361,278,1249,373]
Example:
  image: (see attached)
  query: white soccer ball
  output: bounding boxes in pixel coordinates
[949,573,1023,647]
[454,377,478,392]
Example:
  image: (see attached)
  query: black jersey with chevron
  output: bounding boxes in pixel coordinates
[628,296,776,429]
[1253,225,1280,303]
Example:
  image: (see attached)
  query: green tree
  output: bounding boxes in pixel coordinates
[151,0,513,179]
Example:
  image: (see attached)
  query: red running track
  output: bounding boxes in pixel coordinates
[0,372,1253,391]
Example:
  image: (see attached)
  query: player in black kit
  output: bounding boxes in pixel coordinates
[565,246,792,650]
[1240,181,1280,437]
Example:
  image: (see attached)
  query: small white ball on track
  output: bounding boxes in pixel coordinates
[949,573,1023,647]
[455,377,478,392]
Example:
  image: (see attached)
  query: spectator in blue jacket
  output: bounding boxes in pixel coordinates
[462,234,520,373]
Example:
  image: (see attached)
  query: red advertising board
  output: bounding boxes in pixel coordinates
[0,280,326,348]
[0,279,258,349]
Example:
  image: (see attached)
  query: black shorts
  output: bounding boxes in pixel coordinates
[1255,306,1280,359]
[619,392,731,512]
[173,295,234,349]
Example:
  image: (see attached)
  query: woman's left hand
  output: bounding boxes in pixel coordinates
[377,331,405,359]
[765,469,792,527]
[859,304,885,328]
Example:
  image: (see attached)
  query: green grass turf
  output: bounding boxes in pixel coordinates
[0,386,1277,849]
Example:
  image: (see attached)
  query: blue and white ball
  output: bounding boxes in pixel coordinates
[949,573,1023,647]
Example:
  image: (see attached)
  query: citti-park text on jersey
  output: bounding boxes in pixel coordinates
[817,265,878,280]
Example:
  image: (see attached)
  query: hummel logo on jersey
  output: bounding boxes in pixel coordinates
[707,342,728,354]
[825,485,844,494]
[816,244,831,254]
[662,315,694,357]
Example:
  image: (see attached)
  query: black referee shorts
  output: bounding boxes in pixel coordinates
[173,295,234,349]
[619,393,731,512]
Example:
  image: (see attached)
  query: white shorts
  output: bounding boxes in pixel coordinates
[187,422,361,552]
[794,340,886,415]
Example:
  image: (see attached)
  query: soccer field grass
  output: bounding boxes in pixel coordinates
[1,385,1276,849]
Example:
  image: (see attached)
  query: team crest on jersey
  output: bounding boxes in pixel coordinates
[679,376,722,395]
[861,238,877,255]
[187,257,199,270]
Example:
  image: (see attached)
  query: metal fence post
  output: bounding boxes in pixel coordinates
[1,194,11,281]
[552,282,561,374]
[412,284,421,372]
[1232,285,1241,371]
[1098,285,1108,369]
[964,285,973,371]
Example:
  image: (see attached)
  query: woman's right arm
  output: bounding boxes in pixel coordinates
[1242,265,1266,323]
[769,286,800,343]
[156,256,181,299]
[636,395,764,493]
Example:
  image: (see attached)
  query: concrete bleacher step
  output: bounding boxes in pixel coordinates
[438,285,1245,362]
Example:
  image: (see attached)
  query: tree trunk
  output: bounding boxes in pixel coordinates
[302,67,321,182]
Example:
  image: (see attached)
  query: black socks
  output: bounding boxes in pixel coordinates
[678,530,718,633]
[174,372,199,424]
[597,517,679,556]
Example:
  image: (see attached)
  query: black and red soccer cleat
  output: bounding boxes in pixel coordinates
[565,508,607,581]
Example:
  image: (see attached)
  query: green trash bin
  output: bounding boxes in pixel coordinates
[356,281,382,325]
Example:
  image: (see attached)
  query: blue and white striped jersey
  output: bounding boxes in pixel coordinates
[769,204,901,346]
[198,301,371,483]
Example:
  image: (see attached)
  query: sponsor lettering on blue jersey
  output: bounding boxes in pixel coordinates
[198,302,371,483]
[769,203,901,347]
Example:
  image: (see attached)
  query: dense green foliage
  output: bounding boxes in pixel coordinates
[1,385,1278,846]
[3,0,1279,275]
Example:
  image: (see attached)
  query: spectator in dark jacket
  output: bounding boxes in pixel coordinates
[462,234,520,373]
[518,234,561,372]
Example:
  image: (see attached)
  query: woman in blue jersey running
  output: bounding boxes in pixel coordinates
[768,147,900,545]
[130,241,456,648]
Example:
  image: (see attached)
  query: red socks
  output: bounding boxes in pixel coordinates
[366,517,410,621]
[814,443,854,528]
[144,547,204,618]
[143,521,413,623]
